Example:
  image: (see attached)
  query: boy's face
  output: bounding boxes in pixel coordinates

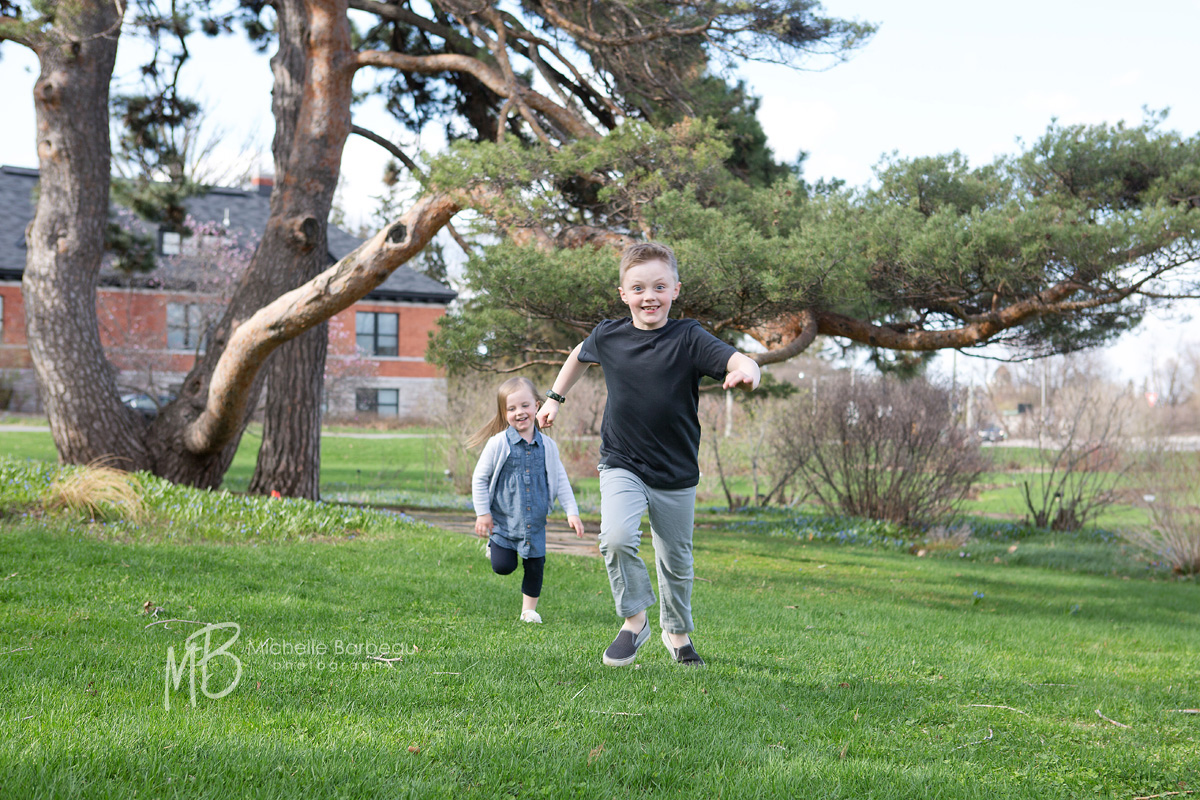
[618,259,680,330]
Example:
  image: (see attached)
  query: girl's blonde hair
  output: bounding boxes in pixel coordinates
[465,376,541,449]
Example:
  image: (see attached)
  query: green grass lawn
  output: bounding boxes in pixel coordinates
[1,461,1198,798]
[0,430,59,462]
[225,425,454,499]
[0,428,1176,528]
[0,426,461,500]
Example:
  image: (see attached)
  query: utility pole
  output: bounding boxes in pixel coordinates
[724,390,733,438]
[1041,359,1048,424]
[966,379,974,430]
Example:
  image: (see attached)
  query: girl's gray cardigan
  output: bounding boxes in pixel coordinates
[471,429,580,518]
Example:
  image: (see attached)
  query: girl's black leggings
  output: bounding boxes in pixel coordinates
[490,544,545,598]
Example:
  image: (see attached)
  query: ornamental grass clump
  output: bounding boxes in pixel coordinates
[917,522,973,554]
[43,463,146,523]
[1125,503,1200,576]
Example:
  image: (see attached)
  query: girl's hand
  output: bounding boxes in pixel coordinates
[535,399,558,429]
[567,515,585,538]
[474,514,493,538]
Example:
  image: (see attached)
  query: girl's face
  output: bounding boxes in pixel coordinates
[504,386,539,437]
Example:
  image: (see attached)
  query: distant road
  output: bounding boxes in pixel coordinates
[987,435,1200,450]
[6,423,1200,449]
[0,424,437,439]
[323,432,439,439]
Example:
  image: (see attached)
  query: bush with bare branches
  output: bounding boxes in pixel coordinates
[432,373,501,494]
[1124,444,1200,575]
[772,374,986,527]
[1125,505,1200,575]
[700,389,805,509]
[435,372,606,493]
[1019,381,1134,531]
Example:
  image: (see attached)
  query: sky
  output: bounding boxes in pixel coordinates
[2,0,1198,385]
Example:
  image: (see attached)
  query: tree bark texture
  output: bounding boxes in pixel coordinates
[247,0,351,499]
[20,2,149,468]
[146,0,354,491]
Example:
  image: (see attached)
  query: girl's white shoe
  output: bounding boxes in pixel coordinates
[519,609,543,623]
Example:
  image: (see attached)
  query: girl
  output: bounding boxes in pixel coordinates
[469,377,585,622]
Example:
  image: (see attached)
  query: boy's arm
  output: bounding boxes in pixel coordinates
[536,342,592,429]
[723,351,762,392]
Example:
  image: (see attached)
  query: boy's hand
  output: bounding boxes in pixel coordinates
[567,515,585,538]
[474,514,493,538]
[724,369,759,392]
[536,399,559,429]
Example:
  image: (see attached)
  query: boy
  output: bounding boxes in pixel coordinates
[536,242,760,667]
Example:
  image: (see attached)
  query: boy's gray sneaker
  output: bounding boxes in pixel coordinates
[661,629,706,667]
[602,621,650,666]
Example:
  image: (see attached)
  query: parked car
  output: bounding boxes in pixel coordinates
[977,424,1007,443]
[121,392,176,420]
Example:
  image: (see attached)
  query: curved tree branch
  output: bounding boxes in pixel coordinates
[813,278,1084,351]
[0,17,36,48]
[184,192,461,453]
[349,0,475,51]
[537,0,713,47]
[351,123,425,179]
[351,123,476,255]
[745,309,818,365]
[356,49,599,140]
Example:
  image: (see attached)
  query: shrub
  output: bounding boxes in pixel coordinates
[436,372,605,494]
[1018,381,1134,531]
[920,522,973,553]
[772,374,986,527]
[431,373,500,494]
[1126,499,1200,575]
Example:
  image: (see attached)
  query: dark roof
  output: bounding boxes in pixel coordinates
[0,165,456,304]
[0,166,37,282]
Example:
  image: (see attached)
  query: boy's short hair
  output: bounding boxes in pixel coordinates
[619,242,679,284]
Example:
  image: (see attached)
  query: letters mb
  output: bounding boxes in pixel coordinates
[164,622,242,710]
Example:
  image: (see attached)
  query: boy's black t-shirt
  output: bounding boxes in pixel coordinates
[579,318,738,490]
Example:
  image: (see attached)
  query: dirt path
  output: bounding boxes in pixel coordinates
[405,509,601,558]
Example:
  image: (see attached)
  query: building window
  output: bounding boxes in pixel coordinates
[356,311,398,356]
[160,230,182,256]
[356,388,399,417]
[167,302,208,351]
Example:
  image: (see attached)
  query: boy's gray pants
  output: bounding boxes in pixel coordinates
[598,466,697,634]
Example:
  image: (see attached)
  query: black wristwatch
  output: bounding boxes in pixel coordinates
[545,389,567,404]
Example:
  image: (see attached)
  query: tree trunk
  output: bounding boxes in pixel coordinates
[250,327,327,498]
[21,3,149,468]
[247,0,350,499]
[147,0,355,491]
[17,0,444,492]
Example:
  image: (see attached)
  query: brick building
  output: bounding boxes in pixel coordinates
[0,165,456,419]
